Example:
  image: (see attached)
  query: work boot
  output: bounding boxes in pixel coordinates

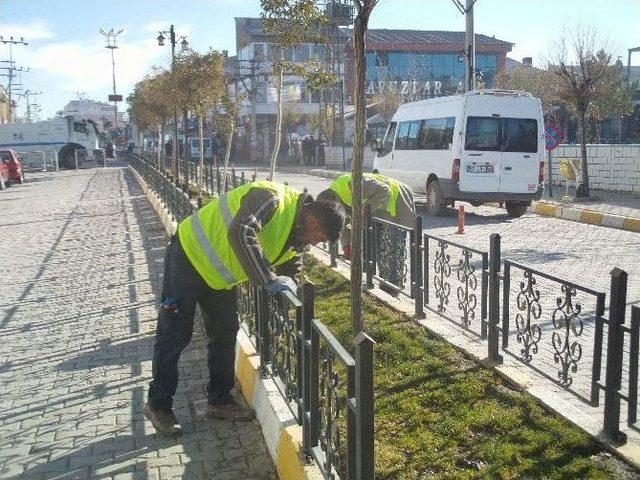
[143,403,182,436]
[206,398,255,421]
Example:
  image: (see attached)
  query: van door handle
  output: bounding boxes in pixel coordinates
[468,153,483,157]
[524,155,530,158]
[504,166,512,171]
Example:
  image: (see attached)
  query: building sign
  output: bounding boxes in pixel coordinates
[108,94,123,102]
[365,80,464,98]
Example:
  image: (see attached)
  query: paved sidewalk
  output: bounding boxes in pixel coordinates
[0,167,275,479]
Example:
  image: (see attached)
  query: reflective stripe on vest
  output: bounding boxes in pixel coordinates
[329,173,400,217]
[178,181,300,290]
[189,211,237,284]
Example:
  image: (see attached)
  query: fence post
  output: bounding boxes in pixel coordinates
[414,215,425,319]
[41,152,47,172]
[257,287,270,377]
[301,281,315,459]
[487,233,503,363]
[364,205,374,289]
[329,241,338,268]
[355,332,375,480]
[74,149,79,170]
[54,150,59,171]
[602,267,628,443]
[628,306,639,425]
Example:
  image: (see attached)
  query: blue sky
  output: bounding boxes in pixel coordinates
[2,0,639,120]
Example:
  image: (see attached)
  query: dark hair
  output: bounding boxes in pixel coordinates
[315,188,339,203]
[302,200,345,242]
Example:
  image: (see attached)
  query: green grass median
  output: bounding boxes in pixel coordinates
[303,255,625,480]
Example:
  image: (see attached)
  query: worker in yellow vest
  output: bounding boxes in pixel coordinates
[317,173,416,294]
[145,180,345,435]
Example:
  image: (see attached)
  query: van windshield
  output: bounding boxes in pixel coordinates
[465,116,537,153]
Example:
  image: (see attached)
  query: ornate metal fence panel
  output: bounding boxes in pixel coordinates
[502,260,606,403]
[368,217,414,297]
[423,234,488,338]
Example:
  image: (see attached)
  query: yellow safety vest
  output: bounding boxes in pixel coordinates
[178,180,300,290]
[329,173,400,217]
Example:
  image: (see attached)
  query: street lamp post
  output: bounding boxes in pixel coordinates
[157,25,188,181]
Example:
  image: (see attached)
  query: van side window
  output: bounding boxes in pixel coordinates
[405,121,421,149]
[419,117,456,150]
[382,122,397,152]
[395,122,411,150]
[465,117,501,151]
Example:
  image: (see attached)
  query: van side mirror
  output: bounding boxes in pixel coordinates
[370,139,379,152]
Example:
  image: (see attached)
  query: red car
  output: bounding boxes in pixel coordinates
[0,149,25,190]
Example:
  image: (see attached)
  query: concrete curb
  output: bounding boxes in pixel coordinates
[234,331,324,480]
[531,201,640,233]
[127,165,323,479]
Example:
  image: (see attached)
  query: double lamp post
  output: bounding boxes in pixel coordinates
[157,25,188,180]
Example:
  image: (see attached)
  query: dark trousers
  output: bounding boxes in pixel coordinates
[148,235,239,411]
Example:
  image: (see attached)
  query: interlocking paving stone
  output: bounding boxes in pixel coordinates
[0,167,275,479]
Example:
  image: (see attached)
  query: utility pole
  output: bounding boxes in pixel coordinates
[629,47,640,85]
[451,0,477,92]
[99,28,123,129]
[0,36,28,122]
[24,89,42,122]
[464,0,475,92]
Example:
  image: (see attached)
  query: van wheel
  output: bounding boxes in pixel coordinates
[426,180,446,216]
[505,201,530,218]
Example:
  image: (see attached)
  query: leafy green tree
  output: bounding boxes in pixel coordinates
[173,50,227,194]
[128,72,173,168]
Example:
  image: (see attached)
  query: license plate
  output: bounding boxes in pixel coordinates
[466,164,494,174]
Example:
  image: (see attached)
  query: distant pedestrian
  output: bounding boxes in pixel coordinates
[309,135,317,166]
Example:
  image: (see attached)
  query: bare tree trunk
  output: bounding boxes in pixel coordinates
[158,123,163,169]
[350,2,375,334]
[578,111,590,197]
[199,115,205,197]
[268,65,284,181]
[222,120,234,192]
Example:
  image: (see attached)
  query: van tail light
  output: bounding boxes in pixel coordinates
[452,158,460,183]
[538,161,545,184]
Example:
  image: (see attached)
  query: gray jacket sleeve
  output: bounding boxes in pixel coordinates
[394,183,417,227]
[227,188,279,286]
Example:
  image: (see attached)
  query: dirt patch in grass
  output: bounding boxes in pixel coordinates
[303,255,636,479]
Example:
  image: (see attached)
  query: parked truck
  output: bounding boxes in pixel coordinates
[0,116,100,169]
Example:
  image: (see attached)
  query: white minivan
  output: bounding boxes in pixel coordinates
[372,90,544,218]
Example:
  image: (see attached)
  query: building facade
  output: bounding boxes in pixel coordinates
[231,17,513,164]
[344,29,513,101]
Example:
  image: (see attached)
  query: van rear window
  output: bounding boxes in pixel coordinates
[465,117,501,151]
[465,116,538,153]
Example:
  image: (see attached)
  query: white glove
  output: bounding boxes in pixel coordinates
[265,275,298,295]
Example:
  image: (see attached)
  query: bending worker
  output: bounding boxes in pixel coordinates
[317,172,416,294]
[145,180,345,435]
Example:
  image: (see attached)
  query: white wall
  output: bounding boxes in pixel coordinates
[548,144,640,194]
